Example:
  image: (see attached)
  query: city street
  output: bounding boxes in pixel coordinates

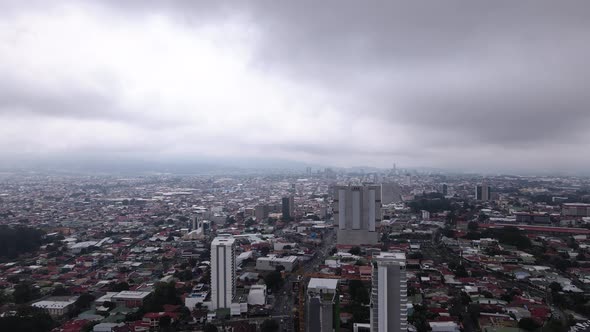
[272,227,335,331]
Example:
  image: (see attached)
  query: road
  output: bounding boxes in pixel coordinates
[272,227,336,331]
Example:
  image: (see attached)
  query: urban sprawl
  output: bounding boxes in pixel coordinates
[1,169,590,332]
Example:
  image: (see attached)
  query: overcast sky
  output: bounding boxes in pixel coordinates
[1,1,589,173]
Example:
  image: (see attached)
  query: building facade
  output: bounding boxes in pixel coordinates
[371,252,407,332]
[306,278,339,332]
[333,184,381,245]
[255,204,269,221]
[282,196,295,220]
[211,235,236,309]
[562,203,590,217]
[475,184,491,201]
[255,255,298,272]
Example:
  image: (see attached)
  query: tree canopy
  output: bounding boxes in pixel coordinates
[0,305,56,332]
[0,226,45,259]
[261,319,280,332]
[264,271,284,291]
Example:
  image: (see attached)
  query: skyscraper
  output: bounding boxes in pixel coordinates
[210,235,236,309]
[306,278,339,332]
[475,183,491,201]
[255,204,269,221]
[333,184,381,245]
[282,196,295,220]
[370,252,407,332]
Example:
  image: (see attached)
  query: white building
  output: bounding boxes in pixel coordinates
[307,278,339,332]
[333,184,382,245]
[247,285,267,306]
[32,297,78,316]
[354,323,371,332]
[429,322,460,332]
[211,235,236,309]
[371,252,407,332]
[256,255,298,272]
[111,290,152,308]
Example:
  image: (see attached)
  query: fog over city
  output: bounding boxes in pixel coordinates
[1,1,590,173]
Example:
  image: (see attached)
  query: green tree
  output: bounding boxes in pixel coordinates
[454,264,469,278]
[264,271,283,291]
[0,305,56,332]
[467,221,479,232]
[203,323,218,332]
[142,281,181,313]
[259,246,271,257]
[159,316,172,331]
[245,218,256,227]
[0,226,45,259]
[261,319,280,332]
[549,282,562,293]
[75,293,96,310]
[51,285,70,296]
[518,317,541,331]
[13,282,40,304]
[349,246,362,255]
[111,281,130,292]
[349,280,370,304]
[478,213,489,222]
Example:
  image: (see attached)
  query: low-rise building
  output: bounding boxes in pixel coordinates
[32,297,78,316]
[256,255,298,272]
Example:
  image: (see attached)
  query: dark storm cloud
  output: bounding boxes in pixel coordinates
[236,1,590,147]
[96,0,590,147]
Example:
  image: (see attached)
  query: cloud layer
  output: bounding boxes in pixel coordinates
[1,1,589,172]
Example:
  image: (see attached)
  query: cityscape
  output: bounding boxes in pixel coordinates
[1,170,590,332]
[2,1,590,332]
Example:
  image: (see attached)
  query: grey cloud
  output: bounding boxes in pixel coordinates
[0,76,185,129]
[1,0,590,171]
[232,1,590,147]
[0,77,118,120]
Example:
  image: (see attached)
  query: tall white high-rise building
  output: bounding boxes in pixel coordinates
[371,252,407,332]
[333,184,381,245]
[306,278,339,332]
[211,235,236,309]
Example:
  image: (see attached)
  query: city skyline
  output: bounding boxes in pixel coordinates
[1,1,590,173]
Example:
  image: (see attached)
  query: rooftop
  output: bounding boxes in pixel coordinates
[376,252,406,260]
[212,236,235,246]
[32,298,77,309]
[112,290,152,300]
[308,278,339,290]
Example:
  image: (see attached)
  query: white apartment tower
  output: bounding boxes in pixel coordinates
[333,184,382,245]
[211,235,236,309]
[371,252,407,332]
[306,278,339,332]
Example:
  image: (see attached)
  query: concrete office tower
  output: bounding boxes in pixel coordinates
[191,217,203,232]
[254,204,269,221]
[211,236,236,309]
[371,252,407,332]
[475,183,491,201]
[306,278,339,332]
[381,183,402,204]
[282,196,295,220]
[333,184,381,245]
